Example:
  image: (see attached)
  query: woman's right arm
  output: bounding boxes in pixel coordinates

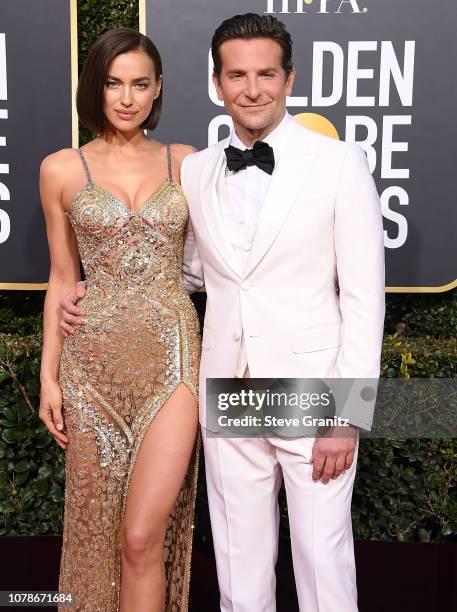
[39,152,81,449]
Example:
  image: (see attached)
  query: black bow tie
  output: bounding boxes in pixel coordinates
[225,140,275,175]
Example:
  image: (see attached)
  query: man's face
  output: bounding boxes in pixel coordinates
[213,37,295,138]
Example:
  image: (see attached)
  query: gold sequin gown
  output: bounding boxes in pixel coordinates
[57,145,201,611]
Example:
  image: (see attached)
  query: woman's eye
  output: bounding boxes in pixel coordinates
[135,83,148,89]
[106,81,119,88]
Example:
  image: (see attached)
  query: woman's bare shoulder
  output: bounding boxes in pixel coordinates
[170,143,199,165]
[40,148,80,181]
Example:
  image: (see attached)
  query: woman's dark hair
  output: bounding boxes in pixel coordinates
[211,13,293,79]
[77,28,163,134]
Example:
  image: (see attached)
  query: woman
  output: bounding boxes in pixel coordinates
[39,28,201,612]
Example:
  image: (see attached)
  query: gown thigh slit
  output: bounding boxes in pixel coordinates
[118,381,200,611]
[57,145,201,611]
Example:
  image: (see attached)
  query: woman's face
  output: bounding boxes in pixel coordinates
[103,49,162,132]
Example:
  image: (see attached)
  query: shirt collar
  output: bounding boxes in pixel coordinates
[230,111,293,154]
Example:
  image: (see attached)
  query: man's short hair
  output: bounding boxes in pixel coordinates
[211,13,294,79]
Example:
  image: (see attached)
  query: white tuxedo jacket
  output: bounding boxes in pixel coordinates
[180,119,385,430]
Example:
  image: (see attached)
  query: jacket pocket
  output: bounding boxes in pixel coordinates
[291,322,341,354]
[202,326,213,350]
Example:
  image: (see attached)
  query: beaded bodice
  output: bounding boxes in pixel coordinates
[67,172,188,290]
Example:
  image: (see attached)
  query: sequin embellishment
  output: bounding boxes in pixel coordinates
[57,153,201,611]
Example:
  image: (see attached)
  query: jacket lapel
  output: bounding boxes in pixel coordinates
[244,122,317,277]
[199,139,244,279]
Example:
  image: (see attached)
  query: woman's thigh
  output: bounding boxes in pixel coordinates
[121,383,198,544]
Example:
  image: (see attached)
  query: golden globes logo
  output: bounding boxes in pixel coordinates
[265,0,367,14]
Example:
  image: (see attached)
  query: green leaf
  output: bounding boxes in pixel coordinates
[37,465,53,479]
[2,405,17,421]
[20,487,36,504]
[2,429,19,444]
[14,460,30,473]
[418,529,431,543]
[49,486,64,503]
[0,418,16,428]
[0,370,11,383]
[15,472,30,486]
[33,479,49,497]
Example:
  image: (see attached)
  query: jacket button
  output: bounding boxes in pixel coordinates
[233,331,241,341]
[241,280,251,291]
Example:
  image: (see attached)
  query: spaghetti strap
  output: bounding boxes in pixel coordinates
[77,148,93,185]
[166,144,173,184]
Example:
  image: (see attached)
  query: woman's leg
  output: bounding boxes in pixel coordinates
[119,383,198,612]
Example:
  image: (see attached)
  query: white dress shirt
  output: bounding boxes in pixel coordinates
[221,111,294,376]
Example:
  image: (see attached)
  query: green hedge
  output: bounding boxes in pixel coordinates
[77,0,138,61]
[1,302,456,541]
[353,438,456,542]
[0,332,64,535]
[384,291,457,339]
[382,335,457,378]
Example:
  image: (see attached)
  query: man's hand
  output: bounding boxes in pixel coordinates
[311,425,358,484]
[59,280,87,337]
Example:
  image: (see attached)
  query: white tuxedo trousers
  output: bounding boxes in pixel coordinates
[202,430,359,612]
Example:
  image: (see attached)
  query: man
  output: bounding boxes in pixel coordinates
[61,14,385,612]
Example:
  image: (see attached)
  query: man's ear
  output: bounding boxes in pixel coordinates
[212,72,224,102]
[285,67,296,97]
